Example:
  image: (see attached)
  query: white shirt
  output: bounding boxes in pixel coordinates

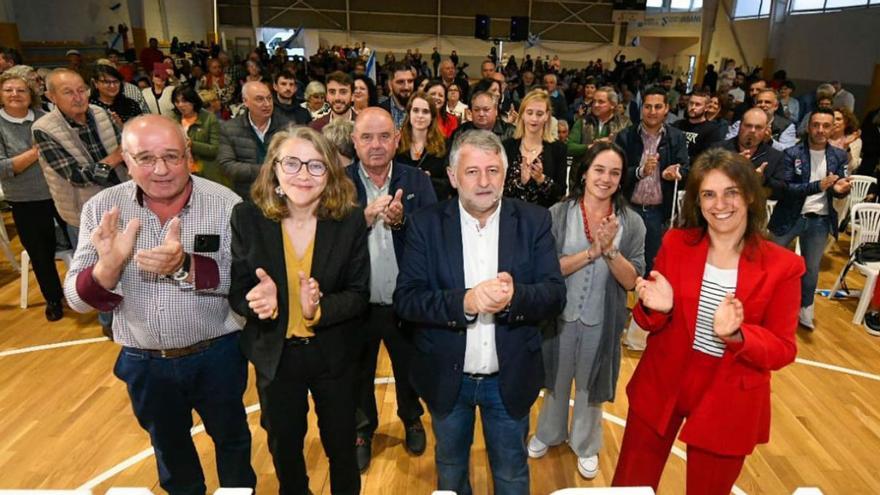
[249,116,272,142]
[0,108,34,124]
[728,87,745,104]
[801,149,829,215]
[460,201,502,374]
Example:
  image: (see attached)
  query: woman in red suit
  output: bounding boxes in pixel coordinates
[612,148,806,494]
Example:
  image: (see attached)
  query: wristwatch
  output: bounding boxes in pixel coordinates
[603,248,620,261]
[170,253,191,281]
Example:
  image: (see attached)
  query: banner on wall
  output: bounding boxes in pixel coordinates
[629,12,702,36]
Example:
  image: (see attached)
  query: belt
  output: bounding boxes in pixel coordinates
[631,203,663,211]
[138,334,227,359]
[803,212,827,218]
[285,336,314,346]
[463,372,499,380]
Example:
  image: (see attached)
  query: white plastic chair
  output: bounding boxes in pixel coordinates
[669,189,685,227]
[765,199,777,227]
[828,203,880,324]
[20,248,73,309]
[0,184,21,272]
[840,174,876,230]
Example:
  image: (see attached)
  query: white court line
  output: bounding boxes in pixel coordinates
[795,357,880,381]
[0,337,108,357]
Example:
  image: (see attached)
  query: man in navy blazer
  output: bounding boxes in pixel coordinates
[768,108,851,329]
[394,130,566,495]
[346,107,437,471]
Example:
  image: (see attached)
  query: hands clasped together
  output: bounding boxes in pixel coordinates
[464,272,515,316]
[365,189,404,227]
[245,268,322,321]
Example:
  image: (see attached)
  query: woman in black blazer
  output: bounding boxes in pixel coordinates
[503,89,569,207]
[229,126,369,495]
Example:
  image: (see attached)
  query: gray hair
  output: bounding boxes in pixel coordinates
[304,80,326,99]
[322,118,355,159]
[596,86,619,105]
[449,130,508,172]
[816,83,835,99]
[557,119,569,131]
[45,68,83,93]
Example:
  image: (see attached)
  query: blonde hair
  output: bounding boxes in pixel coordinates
[198,89,218,104]
[0,71,41,109]
[513,89,556,142]
[251,126,357,222]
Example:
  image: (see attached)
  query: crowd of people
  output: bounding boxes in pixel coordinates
[1,37,879,495]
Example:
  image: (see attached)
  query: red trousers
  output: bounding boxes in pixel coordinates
[612,352,746,495]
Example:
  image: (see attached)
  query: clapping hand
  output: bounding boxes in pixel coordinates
[91,206,140,289]
[299,271,322,320]
[364,194,393,227]
[713,293,744,338]
[635,270,673,313]
[381,189,405,226]
[661,164,682,181]
[756,162,768,176]
[819,174,839,191]
[642,153,659,177]
[246,268,278,320]
[135,217,185,276]
[833,177,852,194]
[595,213,619,253]
[529,158,546,184]
[464,272,515,315]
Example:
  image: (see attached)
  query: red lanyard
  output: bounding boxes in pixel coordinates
[579,198,612,244]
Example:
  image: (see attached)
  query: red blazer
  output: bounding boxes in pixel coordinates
[629,228,805,456]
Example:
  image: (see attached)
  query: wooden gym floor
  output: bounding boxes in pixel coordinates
[2,210,880,494]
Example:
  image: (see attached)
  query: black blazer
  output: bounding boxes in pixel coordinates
[393,199,567,419]
[502,138,568,208]
[229,202,370,380]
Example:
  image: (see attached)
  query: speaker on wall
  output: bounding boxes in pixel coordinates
[475,15,490,40]
[613,0,647,9]
[510,16,529,41]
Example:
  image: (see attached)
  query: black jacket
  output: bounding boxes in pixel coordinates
[229,202,370,380]
[218,109,292,198]
[502,138,568,207]
[272,97,312,125]
[616,123,691,219]
[717,137,785,199]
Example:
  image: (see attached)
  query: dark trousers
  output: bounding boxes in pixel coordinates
[355,304,424,435]
[8,199,64,304]
[633,204,666,275]
[256,339,360,495]
[113,332,256,495]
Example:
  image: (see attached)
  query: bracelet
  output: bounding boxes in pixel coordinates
[603,248,619,261]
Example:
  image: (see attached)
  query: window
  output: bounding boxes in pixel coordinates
[787,0,878,12]
[646,0,702,11]
[732,0,771,17]
[646,0,663,7]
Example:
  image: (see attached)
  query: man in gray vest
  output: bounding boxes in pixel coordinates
[33,68,127,245]
[33,68,128,337]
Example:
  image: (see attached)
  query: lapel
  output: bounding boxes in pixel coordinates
[311,217,337,283]
[442,201,465,288]
[262,216,288,316]
[497,200,517,275]
[679,232,710,337]
[735,242,767,309]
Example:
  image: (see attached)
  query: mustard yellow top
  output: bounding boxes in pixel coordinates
[282,228,321,338]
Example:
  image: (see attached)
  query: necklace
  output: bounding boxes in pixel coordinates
[579,198,612,244]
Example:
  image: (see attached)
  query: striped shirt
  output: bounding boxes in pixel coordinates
[693,263,738,358]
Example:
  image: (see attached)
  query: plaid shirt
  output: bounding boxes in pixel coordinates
[631,125,665,206]
[32,108,121,187]
[64,177,245,349]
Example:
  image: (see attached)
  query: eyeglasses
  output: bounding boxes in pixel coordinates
[97,79,120,86]
[275,156,327,176]
[128,151,187,168]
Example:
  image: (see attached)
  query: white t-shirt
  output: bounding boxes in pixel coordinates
[801,149,829,215]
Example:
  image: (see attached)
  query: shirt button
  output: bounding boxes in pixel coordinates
[483,341,488,346]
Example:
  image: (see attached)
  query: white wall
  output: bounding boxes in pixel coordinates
[143,0,213,44]
[14,0,133,43]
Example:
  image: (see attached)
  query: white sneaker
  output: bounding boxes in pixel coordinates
[799,305,815,330]
[577,455,599,479]
[527,435,548,458]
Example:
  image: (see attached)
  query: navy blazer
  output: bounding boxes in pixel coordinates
[716,138,785,200]
[767,142,849,239]
[393,199,567,419]
[346,161,438,264]
[616,123,691,219]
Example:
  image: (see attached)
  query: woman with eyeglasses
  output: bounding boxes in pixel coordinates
[229,126,368,495]
[445,82,467,123]
[0,71,66,322]
[90,65,142,125]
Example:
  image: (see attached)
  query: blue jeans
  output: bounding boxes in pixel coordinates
[771,215,830,307]
[633,205,666,275]
[113,332,256,495]
[430,375,530,495]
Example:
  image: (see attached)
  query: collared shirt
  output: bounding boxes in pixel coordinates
[358,162,398,304]
[460,200,501,374]
[801,149,829,215]
[389,97,406,129]
[249,116,272,142]
[631,125,665,206]
[64,177,245,350]
[32,108,121,187]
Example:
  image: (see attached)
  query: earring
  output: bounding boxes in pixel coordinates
[274,185,285,197]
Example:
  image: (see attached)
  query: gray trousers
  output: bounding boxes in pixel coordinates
[535,319,603,458]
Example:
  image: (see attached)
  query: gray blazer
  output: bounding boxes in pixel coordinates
[542,200,646,403]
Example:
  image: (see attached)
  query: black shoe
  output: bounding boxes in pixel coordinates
[865,311,880,336]
[45,301,63,322]
[355,434,372,472]
[404,419,426,455]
